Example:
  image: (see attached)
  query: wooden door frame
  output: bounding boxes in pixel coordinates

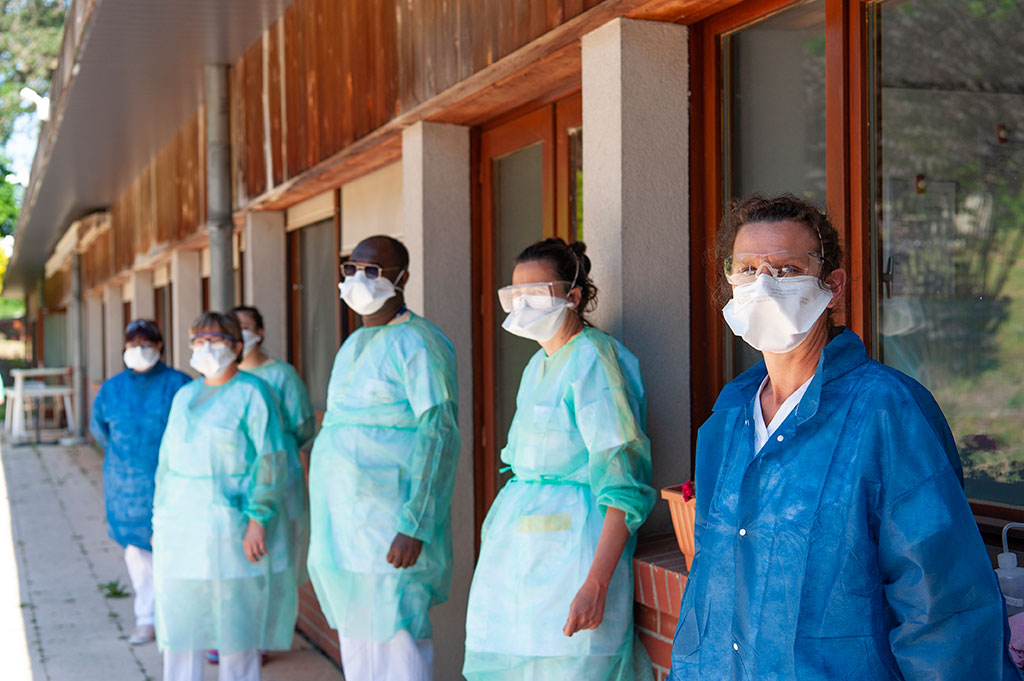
[689,0,870,461]
[472,91,583,544]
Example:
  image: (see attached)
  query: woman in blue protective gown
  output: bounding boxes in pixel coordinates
[90,319,190,646]
[153,312,297,681]
[669,194,1022,681]
[463,238,656,681]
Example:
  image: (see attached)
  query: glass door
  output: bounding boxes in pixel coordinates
[870,0,1024,512]
[474,94,582,531]
[720,0,827,378]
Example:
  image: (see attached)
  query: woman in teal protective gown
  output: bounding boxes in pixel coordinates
[234,305,314,583]
[152,312,297,679]
[464,238,656,681]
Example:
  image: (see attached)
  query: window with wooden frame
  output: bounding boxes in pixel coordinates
[691,0,1023,524]
[472,92,583,535]
[286,199,343,413]
[154,284,173,363]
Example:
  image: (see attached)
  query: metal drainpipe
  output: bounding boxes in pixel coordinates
[69,252,87,440]
[205,64,235,314]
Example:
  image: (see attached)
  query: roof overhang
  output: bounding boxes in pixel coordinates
[5,0,291,297]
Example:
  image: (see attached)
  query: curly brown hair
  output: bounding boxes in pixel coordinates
[712,193,842,307]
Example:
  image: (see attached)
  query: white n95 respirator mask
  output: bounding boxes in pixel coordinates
[241,329,261,356]
[189,342,236,379]
[124,346,160,372]
[338,270,402,316]
[502,295,573,343]
[722,274,833,354]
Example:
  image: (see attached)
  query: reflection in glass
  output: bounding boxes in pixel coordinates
[494,144,545,479]
[298,218,337,412]
[873,0,1024,507]
[569,128,584,242]
[722,0,826,377]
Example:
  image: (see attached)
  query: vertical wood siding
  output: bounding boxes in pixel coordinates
[231,0,602,205]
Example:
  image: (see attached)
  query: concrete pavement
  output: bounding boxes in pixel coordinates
[0,440,344,681]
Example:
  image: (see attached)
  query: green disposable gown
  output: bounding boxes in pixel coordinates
[307,312,460,642]
[464,327,656,681]
[152,371,298,655]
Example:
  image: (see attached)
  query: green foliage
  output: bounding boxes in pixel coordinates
[98,579,130,599]
[0,0,66,146]
[0,156,19,237]
[0,296,25,318]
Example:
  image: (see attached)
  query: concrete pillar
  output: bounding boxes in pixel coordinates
[205,64,235,313]
[242,211,287,362]
[103,283,124,379]
[69,253,87,438]
[129,270,155,321]
[582,18,690,531]
[170,249,202,372]
[402,121,473,680]
[85,293,104,386]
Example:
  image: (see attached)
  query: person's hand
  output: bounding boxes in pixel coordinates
[243,519,267,563]
[386,533,423,568]
[563,577,607,636]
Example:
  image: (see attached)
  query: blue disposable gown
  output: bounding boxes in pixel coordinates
[244,358,313,582]
[670,328,1023,681]
[152,371,298,655]
[307,312,460,642]
[90,362,190,551]
[464,328,656,681]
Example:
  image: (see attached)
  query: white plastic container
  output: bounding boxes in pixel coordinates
[996,522,1024,617]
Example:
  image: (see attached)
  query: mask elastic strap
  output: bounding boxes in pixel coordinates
[393,267,407,293]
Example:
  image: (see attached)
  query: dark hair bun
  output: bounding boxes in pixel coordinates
[514,237,599,325]
[567,240,591,274]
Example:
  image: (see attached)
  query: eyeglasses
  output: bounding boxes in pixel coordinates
[340,261,401,280]
[724,250,825,286]
[497,281,574,313]
[189,332,236,349]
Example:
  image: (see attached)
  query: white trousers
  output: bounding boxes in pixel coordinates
[339,630,433,681]
[163,649,260,681]
[124,545,154,627]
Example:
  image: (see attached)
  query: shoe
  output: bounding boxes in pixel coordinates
[128,625,155,645]
[206,650,219,665]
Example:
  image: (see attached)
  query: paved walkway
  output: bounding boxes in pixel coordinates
[0,440,345,681]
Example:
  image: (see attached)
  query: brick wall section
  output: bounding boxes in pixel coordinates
[634,535,689,681]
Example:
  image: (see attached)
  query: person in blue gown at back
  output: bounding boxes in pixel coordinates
[90,319,190,646]
[669,194,1022,681]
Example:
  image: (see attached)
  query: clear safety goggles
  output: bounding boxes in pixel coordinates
[189,332,236,350]
[497,281,573,313]
[724,250,826,286]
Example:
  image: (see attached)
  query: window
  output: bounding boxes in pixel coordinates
[721,0,827,377]
[287,216,341,412]
[474,93,582,530]
[154,284,173,363]
[870,0,1024,513]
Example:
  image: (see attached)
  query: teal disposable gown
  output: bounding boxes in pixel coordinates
[244,358,313,582]
[670,328,1023,681]
[90,362,190,551]
[307,312,460,642]
[152,372,298,654]
[464,327,656,681]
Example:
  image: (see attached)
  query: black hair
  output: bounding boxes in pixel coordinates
[124,319,163,345]
[231,305,264,331]
[356,235,410,272]
[514,238,598,326]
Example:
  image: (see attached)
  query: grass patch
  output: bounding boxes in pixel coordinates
[98,579,130,599]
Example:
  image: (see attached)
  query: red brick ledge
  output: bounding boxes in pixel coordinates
[634,534,688,681]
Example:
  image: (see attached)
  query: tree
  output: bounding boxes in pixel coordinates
[0,156,19,237]
[0,0,66,146]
